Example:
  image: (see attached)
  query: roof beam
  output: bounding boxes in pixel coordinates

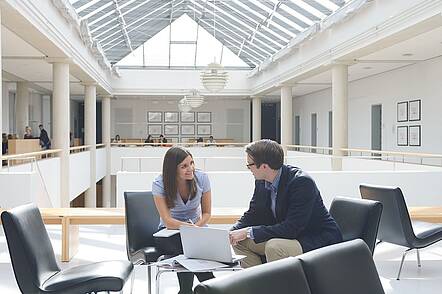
[112,0,133,52]
[187,4,273,58]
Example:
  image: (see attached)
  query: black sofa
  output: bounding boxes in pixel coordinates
[195,239,384,294]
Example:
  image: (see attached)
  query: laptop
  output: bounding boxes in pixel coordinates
[180,226,245,264]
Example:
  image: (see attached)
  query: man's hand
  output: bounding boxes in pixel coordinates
[229,228,248,245]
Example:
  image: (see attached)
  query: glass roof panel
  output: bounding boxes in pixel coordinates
[69,0,349,68]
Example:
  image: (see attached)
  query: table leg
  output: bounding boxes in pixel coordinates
[61,217,79,262]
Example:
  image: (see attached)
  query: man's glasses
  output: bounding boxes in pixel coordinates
[246,163,255,169]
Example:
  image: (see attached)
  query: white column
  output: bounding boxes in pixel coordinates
[0,12,2,165]
[42,95,52,138]
[252,96,261,142]
[16,82,29,138]
[52,61,70,207]
[101,95,111,207]
[281,86,293,153]
[331,64,348,170]
[2,82,9,134]
[84,83,97,207]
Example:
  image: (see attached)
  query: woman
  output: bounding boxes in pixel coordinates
[24,126,33,139]
[152,146,214,294]
[144,134,154,144]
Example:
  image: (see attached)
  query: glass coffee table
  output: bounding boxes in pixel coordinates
[154,262,242,294]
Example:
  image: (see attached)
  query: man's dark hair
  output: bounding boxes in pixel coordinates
[245,139,284,170]
[38,124,43,128]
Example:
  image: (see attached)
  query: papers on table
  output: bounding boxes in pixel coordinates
[153,228,180,237]
[177,258,229,272]
[154,255,229,271]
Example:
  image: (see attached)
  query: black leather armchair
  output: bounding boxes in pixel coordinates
[195,239,384,294]
[329,197,383,254]
[1,204,133,294]
[360,184,442,280]
[124,191,163,294]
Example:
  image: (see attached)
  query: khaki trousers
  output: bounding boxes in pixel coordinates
[233,238,303,268]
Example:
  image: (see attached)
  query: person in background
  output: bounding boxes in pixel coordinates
[144,134,154,144]
[229,139,342,268]
[39,124,51,150]
[152,146,214,294]
[2,133,7,155]
[24,126,33,139]
[159,134,168,146]
[196,137,204,143]
[206,136,216,145]
[113,134,121,143]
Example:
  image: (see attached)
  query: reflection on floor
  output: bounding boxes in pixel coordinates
[1,225,441,293]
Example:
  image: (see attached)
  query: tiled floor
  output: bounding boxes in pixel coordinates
[1,225,441,293]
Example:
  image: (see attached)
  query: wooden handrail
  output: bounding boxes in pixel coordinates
[2,149,62,160]
[69,145,91,152]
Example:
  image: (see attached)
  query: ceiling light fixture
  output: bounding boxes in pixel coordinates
[184,89,205,108]
[178,98,192,112]
[200,0,228,92]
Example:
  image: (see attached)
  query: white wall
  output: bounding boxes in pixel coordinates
[69,151,91,202]
[111,97,250,143]
[1,157,60,208]
[2,82,10,133]
[111,69,250,95]
[96,148,106,180]
[29,92,42,137]
[293,56,442,154]
[116,170,442,209]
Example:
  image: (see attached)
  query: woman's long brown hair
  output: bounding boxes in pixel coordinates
[162,146,197,208]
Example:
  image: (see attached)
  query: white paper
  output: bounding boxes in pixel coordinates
[176,259,229,272]
[153,228,180,237]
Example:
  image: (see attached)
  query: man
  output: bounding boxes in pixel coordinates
[229,139,342,268]
[39,124,51,150]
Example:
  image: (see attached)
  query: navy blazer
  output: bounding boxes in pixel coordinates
[232,165,342,252]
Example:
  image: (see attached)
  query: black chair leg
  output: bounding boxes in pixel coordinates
[416,249,421,267]
[397,248,413,280]
[147,265,152,294]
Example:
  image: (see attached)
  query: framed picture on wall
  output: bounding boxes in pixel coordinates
[181,112,195,123]
[397,126,408,146]
[409,125,421,146]
[148,124,162,135]
[397,101,408,122]
[164,124,179,135]
[197,124,211,135]
[181,124,195,135]
[409,99,421,121]
[197,112,211,123]
[147,112,162,123]
[164,112,179,123]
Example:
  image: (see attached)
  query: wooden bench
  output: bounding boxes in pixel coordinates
[2,207,441,262]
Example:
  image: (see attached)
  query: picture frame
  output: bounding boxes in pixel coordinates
[164,124,179,135]
[164,112,179,123]
[181,124,195,135]
[409,125,421,146]
[397,126,408,146]
[166,137,178,143]
[148,124,162,135]
[197,124,212,136]
[409,99,421,121]
[197,112,211,123]
[147,111,162,123]
[397,101,408,122]
[181,112,195,123]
